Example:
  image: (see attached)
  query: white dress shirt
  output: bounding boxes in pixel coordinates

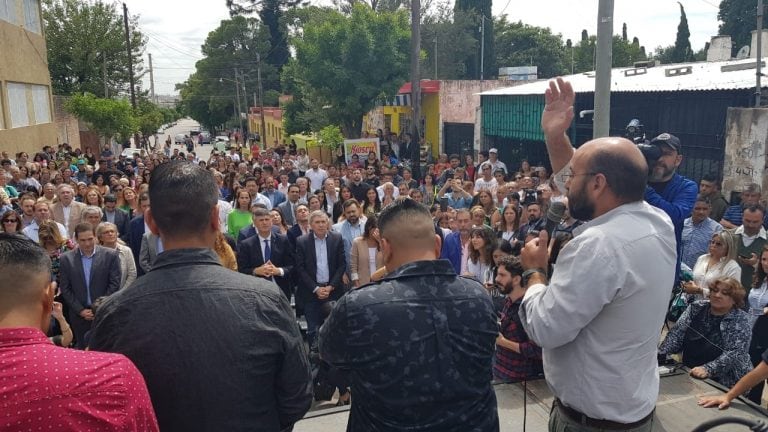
[520,201,676,423]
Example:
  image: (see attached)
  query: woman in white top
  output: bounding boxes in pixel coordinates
[96,221,137,290]
[296,148,310,174]
[494,203,520,244]
[465,226,495,285]
[350,216,384,287]
[683,230,741,302]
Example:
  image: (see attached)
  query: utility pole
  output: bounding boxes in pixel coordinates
[102,54,108,98]
[257,52,267,146]
[757,0,764,107]
[148,53,156,104]
[122,3,136,110]
[410,0,421,181]
[593,0,614,139]
[434,36,438,80]
[480,15,485,81]
[239,70,248,137]
[234,68,244,137]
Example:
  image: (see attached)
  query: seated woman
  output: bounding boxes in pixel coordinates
[659,276,752,388]
[683,230,741,302]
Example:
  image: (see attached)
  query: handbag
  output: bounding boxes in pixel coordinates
[666,283,688,322]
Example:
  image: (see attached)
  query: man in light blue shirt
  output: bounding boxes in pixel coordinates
[681,196,723,269]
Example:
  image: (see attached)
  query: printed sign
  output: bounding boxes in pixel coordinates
[343,138,380,165]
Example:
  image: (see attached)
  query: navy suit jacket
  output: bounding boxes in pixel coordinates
[440,231,463,274]
[287,224,309,247]
[237,232,294,299]
[294,231,346,308]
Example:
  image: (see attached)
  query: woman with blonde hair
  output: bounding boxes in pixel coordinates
[214,231,238,271]
[117,187,139,217]
[38,220,75,283]
[683,230,741,302]
[84,186,104,208]
[96,222,137,290]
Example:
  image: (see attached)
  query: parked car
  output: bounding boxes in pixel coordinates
[199,131,211,144]
[121,148,138,159]
[174,134,186,145]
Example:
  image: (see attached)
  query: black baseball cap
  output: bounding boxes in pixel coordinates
[650,133,681,153]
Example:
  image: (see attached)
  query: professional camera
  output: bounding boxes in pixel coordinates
[625,118,662,166]
[522,189,537,206]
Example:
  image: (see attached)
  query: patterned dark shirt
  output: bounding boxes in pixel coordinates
[320,259,500,432]
[494,296,543,382]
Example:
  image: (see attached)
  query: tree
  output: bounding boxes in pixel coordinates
[332,0,407,12]
[670,2,694,63]
[454,0,494,79]
[570,31,646,73]
[622,23,628,41]
[65,93,135,144]
[42,0,146,97]
[493,17,568,78]
[177,16,277,132]
[421,1,477,79]
[284,4,410,137]
[719,0,765,55]
[226,0,304,72]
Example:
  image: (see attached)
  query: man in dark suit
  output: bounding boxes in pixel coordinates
[102,194,130,242]
[276,184,301,227]
[237,208,294,300]
[295,210,346,346]
[128,192,150,276]
[59,222,122,348]
[287,204,312,246]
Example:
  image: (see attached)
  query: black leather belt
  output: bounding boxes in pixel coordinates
[554,399,654,431]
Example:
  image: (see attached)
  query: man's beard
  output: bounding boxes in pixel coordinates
[497,280,514,295]
[568,182,594,221]
[347,216,359,225]
[648,163,674,182]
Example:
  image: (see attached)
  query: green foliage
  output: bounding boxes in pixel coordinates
[177,16,276,132]
[332,0,407,13]
[670,2,694,63]
[226,0,303,71]
[318,125,344,149]
[421,1,477,79]
[454,0,494,79]
[134,99,165,137]
[65,93,135,142]
[494,17,568,79]
[284,4,410,138]
[718,0,766,55]
[42,0,146,97]
[570,30,647,73]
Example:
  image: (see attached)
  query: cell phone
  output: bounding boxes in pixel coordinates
[739,254,751,259]
[440,197,448,213]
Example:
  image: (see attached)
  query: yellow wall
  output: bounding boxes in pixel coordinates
[249,111,284,148]
[381,106,412,135]
[0,0,57,153]
[422,93,439,157]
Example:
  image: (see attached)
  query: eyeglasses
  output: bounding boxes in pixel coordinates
[2,219,18,223]
[561,172,598,182]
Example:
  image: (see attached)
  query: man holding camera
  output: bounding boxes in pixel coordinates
[643,133,698,281]
[519,78,676,432]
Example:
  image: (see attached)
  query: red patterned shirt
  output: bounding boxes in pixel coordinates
[0,327,158,431]
[494,297,544,382]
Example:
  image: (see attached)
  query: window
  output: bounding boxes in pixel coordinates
[0,0,14,25]
[0,92,4,129]
[8,83,29,128]
[23,0,41,34]
[31,84,50,123]
[6,82,51,128]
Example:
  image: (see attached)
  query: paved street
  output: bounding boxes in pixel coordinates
[127,118,216,162]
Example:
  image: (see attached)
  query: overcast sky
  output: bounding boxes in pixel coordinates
[127,0,722,95]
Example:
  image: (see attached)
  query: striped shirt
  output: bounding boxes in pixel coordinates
[681,217,723,269]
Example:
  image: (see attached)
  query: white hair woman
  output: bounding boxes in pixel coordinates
[96,222,137,290]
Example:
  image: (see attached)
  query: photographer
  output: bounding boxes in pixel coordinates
[437,178,473,210]
[643,133,698,281]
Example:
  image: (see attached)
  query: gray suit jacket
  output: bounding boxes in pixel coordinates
[139,232,161,273]
[51,201,86,238]
[276,200,298,227]
[59,245,122,346]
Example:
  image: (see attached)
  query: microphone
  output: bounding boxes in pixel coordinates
[544,201,566,237]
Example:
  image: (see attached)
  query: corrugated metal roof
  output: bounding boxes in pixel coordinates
[480,58,766,96]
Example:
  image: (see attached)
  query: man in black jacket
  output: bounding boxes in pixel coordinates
[294,210,346,347]
[90,161,312,432]
[320,198,499,431]
[237,208,294,300]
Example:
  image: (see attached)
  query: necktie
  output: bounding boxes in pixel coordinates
[264,239,271,262]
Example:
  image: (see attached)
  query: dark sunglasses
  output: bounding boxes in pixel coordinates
[2,218,19,223]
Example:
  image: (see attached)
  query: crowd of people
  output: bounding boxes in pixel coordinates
[1,79,768,431]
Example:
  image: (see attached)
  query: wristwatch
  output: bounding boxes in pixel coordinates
[522,268,547,286]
